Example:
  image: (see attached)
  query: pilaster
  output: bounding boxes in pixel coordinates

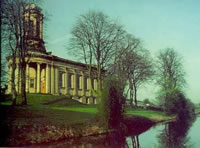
[26,63,29,92]
[37,63,41,93]
[81,71,85,96]
[46,64,50,93]
[73,70,78,96]
[65,69,69,95]
[16,64,19,93]
[55,67,58,94]
[51,64,55,94]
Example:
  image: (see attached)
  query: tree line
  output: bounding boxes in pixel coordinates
[69,10,186,107]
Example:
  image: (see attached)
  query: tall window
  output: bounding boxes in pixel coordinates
[29,20,34,36]
[77,75,82,89]
[36,19,40,38]
[59,72,64,88]
[30,79,34,88]
[68,73,72,88]
[85,77,89,90]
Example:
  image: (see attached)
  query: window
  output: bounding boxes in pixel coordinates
[36,19,40,38]
[29,20,34,36]
[30,79,34,88]
[85,77,88,90]
[77,75,82,89]
[59,72,64,88]
[68,73,73,88]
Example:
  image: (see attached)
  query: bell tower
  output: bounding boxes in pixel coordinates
[24,4,46,53]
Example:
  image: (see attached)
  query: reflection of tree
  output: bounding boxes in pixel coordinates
[131,136,140,148]
[157,116,196,148]
[126,136,140,148]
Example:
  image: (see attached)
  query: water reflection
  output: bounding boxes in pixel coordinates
[40,116,198,148]
[157,115,196,148]
[126,136,140,148]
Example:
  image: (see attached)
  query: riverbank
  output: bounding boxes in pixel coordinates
[0,94,175,147]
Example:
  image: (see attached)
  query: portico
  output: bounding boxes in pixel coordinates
[7,55,98,104]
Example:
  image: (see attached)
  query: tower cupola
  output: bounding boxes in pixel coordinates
[24,4,46,53]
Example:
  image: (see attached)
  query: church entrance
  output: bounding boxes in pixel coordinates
[41,82,46,93]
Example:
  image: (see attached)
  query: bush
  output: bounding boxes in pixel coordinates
[0,94,12,102]
[163,89,195,120]
[97,77,125,129]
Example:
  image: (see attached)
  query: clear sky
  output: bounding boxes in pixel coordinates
[42,0,200,103]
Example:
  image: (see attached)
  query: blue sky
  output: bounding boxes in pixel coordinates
[43,0,200,103]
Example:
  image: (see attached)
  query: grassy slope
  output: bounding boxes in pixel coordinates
[0,94,95,126]
[126,108,175,122]
[0,94,173,123]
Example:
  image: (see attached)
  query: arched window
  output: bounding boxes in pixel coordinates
[36,19,40,38]
[29,20,34,36]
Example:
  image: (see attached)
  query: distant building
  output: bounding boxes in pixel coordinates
[7,4,98,104]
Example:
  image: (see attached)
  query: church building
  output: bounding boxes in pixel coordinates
[7,4,98,104]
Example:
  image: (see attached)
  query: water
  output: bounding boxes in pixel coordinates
[42,116,200,148]
[127,117,200,148]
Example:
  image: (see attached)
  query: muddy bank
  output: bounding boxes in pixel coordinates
[3,116,160,147]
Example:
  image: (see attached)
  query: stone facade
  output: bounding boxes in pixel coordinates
[7,4,98,104]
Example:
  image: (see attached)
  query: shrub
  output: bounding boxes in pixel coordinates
[97,77,125,129]
[162,89,195,120]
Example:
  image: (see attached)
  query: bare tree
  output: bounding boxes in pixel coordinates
[112,34,154,106]
[1,0,19,104]
[1,0,42,105]
[69,11,124,93]
[157,48,186,91]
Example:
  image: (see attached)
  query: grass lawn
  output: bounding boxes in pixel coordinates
[50,106,97,114]
[0,93,173,125]
[0,94,97,128]
[126,108,175,122]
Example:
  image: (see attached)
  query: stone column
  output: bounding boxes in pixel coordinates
[15,64,19,93]
[73,70,78,96]
[26,63,29,92]
[55,67,58,94]
[46,64,50,93]
[65,69,69,95]
[37,63,41,93]
[51,64,54,94]
[81,72,85,96]
[88,77,92,96]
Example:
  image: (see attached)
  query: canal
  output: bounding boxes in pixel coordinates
[43,116,200,148]
[126,116,200,148]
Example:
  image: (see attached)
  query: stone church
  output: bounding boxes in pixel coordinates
[7,4,98,104]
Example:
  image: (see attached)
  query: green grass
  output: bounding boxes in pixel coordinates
[0,93,80,106]
[126,108,175,121]
[50,106,97,114]
[0,102,12,106]
[0,93,174,123]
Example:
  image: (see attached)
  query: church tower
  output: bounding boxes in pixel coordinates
[24,4,46,53]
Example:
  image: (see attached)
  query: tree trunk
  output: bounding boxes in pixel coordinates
[97,65,102,92]
[129,79,134,106]
[134,84,137,106]
[11,62,17,105]
[21,64,27,105]
[130,88,133,106]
